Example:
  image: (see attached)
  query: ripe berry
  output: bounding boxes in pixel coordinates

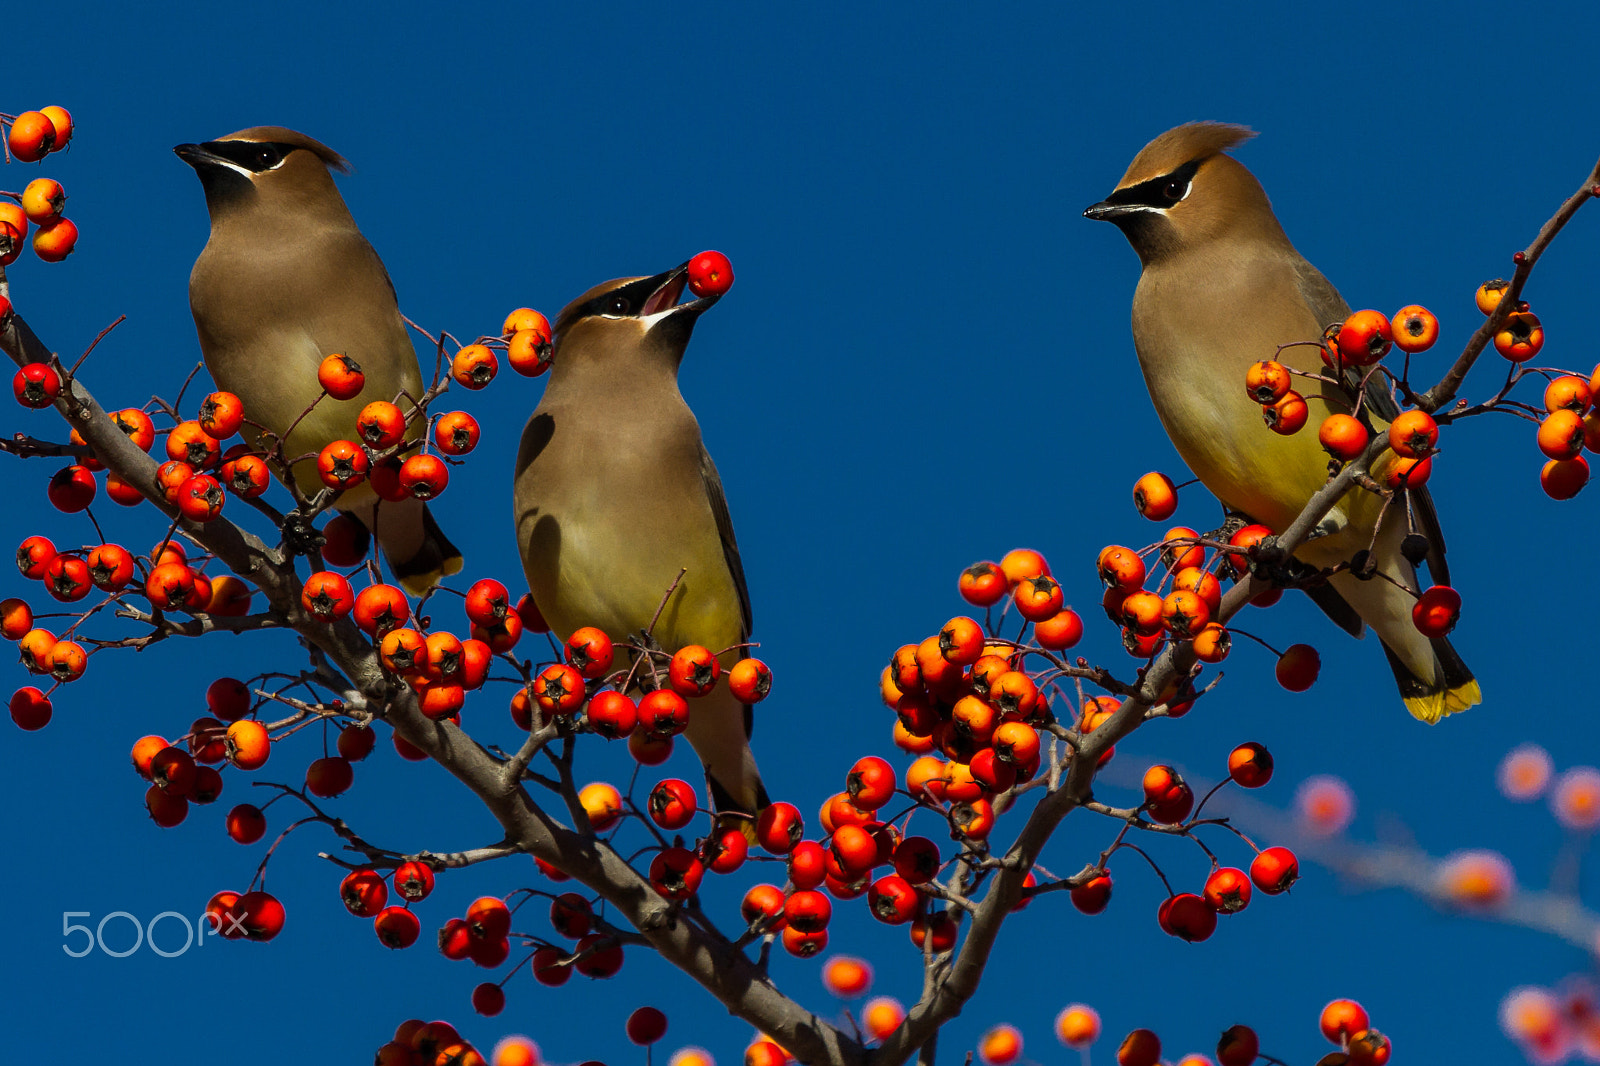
[398,454,448,499]
[1156,892,1216,941]
[1132,471,1178,520]
[687,250,734,297]
[1318,413,1369,461]
[20,177,65,224]
[7,111,57,161]
[958,561,1007,607]
[1263,390,1308,435]
[1275,644,1320,692]
[1388,409,1438,458]
[13,362,62,408]
[1334,310,1393,366]
[1494,311,1543,362]
[434,411,480,455]
[450,344,499,390]
[627,1007,668,1046]
[648,778,698,830]
[9,686,51,730]
[1249,846,1300,894]
[728,657,772,702]
[374,905,420,949]
[1227,742,1274,787]
[668,644,720,696]
[318,354,365,399]
[1244,360,1291,404]
[1203,867,1253,914]
[1391,305,1438,353]
[1071,874,1112,915]
[1411,585,1461,638]
[341,869,388,916]
[1319,1000,1370,1045]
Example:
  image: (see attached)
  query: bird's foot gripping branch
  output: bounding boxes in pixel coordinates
[2,106,1596,1066]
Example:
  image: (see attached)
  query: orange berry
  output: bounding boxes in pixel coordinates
[1538,409,1586,461]
[434,411,480,455]
[1391,305,1438,353]
[1335,310,1393,366]
[20,177,65,224]
[1494,311,1543,362]
[39,106,72,150]
[1544,375,1592,414]
[507,327,553,376]
[1033,607,1083,650]
[1318,413,1369,460]
[1244,360,1291,404]
[1541,456,1589,500]
[1263,390,1308,434]
[318,353,365,400]
[32,217,78,262]
[938,615,984,665]
[7,111,57,161]
[1475,278,1510,315]
[1132,471,1178,520]
[1013,574,1064,622]
[579,782,623,830]
[1319,1000,1370,1045]
[1228,742,1274,787]
[1387,409,1438,458]
[958,561,1007,607]
[1160,527,1205,572]
[1275,643,1320,691]
[1159,589,1210,640]
[998,548,1048,587]
[1097,545,1145,592]
[1191,622,1230,663]
[450,344,499,390]
[226,719,271,770]
[1383,455,1432,490]
[1054,1005,1100,1048]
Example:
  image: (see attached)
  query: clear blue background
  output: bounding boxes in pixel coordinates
[3,3,1596,1064]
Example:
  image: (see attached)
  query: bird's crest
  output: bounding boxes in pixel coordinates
[1117,122,1255,189]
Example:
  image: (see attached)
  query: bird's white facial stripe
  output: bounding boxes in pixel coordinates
[208,158,259,180]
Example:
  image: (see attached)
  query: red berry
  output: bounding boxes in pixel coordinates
[686,250,734,297]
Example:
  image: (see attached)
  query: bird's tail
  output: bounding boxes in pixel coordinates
[374,498,463,596]
[1381,636,1481,724]
[690,687,769,844]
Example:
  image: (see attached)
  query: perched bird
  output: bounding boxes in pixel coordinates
[176,126,460,594]
[513,263,767,818]
[1085,121,1479,722]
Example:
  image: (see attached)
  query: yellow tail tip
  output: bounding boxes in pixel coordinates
[1404,679,1482,724]
[397,555,464,598]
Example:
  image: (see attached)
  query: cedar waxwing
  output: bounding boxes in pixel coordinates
[1086,122,1480,723]
[513,264,767,818]
[176,127,461,595]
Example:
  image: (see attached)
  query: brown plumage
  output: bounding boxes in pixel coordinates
[1086,121,1479,722]
[177,126,460,594]
[514,265,766,819]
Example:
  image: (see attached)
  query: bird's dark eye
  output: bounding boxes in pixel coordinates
[607,295,631,315]
[1165,178,1189,202]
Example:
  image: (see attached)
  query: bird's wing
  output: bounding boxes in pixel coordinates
[1291,258,1450,585]
[698,444,752,641]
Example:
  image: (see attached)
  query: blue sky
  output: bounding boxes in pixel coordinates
[4,3,1598,1064]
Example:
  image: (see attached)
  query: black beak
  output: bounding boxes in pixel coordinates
[1084,200,1141,222]
[174,142,224,170]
